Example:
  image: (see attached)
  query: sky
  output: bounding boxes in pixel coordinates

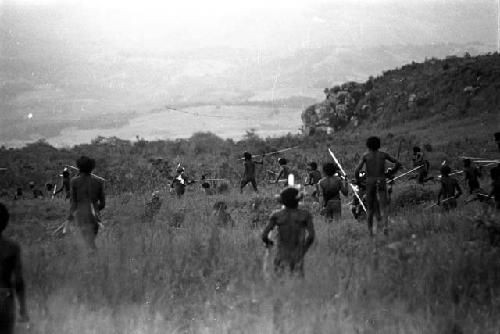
[2,0,498,56]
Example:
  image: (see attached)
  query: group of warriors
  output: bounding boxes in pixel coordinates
[1,133,499,332]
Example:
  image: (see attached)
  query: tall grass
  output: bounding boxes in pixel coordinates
[4,183,500,334]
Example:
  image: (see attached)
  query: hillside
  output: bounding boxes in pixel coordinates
[1,54,500,334]
[1,53,498,194]
[302,53,500,134]
[1,42,495,146]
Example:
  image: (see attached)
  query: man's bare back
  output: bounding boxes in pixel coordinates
[262,207,315,275]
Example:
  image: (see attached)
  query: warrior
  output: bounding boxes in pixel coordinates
[262,188,315,277]
[0,203,29,333]
[68,156,106,249]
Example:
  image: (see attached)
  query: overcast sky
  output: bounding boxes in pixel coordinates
[2,0,498,57]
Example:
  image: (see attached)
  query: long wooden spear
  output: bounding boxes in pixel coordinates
[327,148,366,212]
[425,197,454,210]
[388,165,422,184]
[238,146,300,160]
[65,165,107,181]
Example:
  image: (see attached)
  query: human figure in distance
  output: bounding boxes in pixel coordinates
[262,187,315,277]
[171,166,193,197]
[68,156,106,250]
[354,136,401,236]
[55,168,71,199]
[462,159,482,195]
[143,191,162,223]
[240,152,263,193]
[0,203,29,334]
[317,162,348,222]
[437,165,462,211]
[200,175,214,195]
[306,162,322,201]
[412,146,430,184]
[275,158,291,186]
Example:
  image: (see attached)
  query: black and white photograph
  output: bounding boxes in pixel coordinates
[0,0,499,332]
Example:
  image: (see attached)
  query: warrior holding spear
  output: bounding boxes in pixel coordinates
[354,136,402,236]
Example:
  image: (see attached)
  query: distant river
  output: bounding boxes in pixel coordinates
[47,105,303,147]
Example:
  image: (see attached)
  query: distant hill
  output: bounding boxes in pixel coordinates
[1,42,495,146]
[1,54,499,195]
[301,52,500,136]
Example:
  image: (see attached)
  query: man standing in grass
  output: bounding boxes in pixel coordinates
[240,152,263,193]
[0,203,29,334]
[306,162,322,201]
[68,156,106,250]
[437,165,462,210]
[355,136,401,236]
[318,162,348,222]
[262,187,315,277]
[275,158,291,186]
[462,159,482,194]
[55,168,71,199]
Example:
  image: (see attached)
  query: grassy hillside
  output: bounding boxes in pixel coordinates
[3,183,500,333]
[302,53,499,134]
[1,53,499,333]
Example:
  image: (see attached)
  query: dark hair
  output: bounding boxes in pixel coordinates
[76,156,95,174]
[323,162,338,177]
[278,158,287,165]
[440,165,451,176]
[62,170,70,178]
[0,203,9,233]
[243,152,252,160]
[366,136,381,150]
[280,187,300,209]
[309,162,318,170]
[463,159,471,167]
[413,146,421,153]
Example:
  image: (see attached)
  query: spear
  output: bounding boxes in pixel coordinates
[459,156,487,160]
[238,146,300,160]
[424,197,454,210]
[474,160,500,164]
[65,165,107,181]
[388,165,422,184]
[327,148,366,212]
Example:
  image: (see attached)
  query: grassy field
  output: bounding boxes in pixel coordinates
[46,105,303,148]
[4,179,500,334]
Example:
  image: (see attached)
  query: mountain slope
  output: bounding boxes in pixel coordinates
[301,53,500,137]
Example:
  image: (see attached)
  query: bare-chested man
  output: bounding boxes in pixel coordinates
[240,152,263,193]
[171,166,194,197]
[262,188,315,277]
[0,203,29,334]
[55,168,71,199]
[355,136,401,236]
[306,162,322,201]
[275,158,291,186]
[463,159,482,195]
[437,165,462,210]
[318,162,348,222]
[68,156,105,250]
